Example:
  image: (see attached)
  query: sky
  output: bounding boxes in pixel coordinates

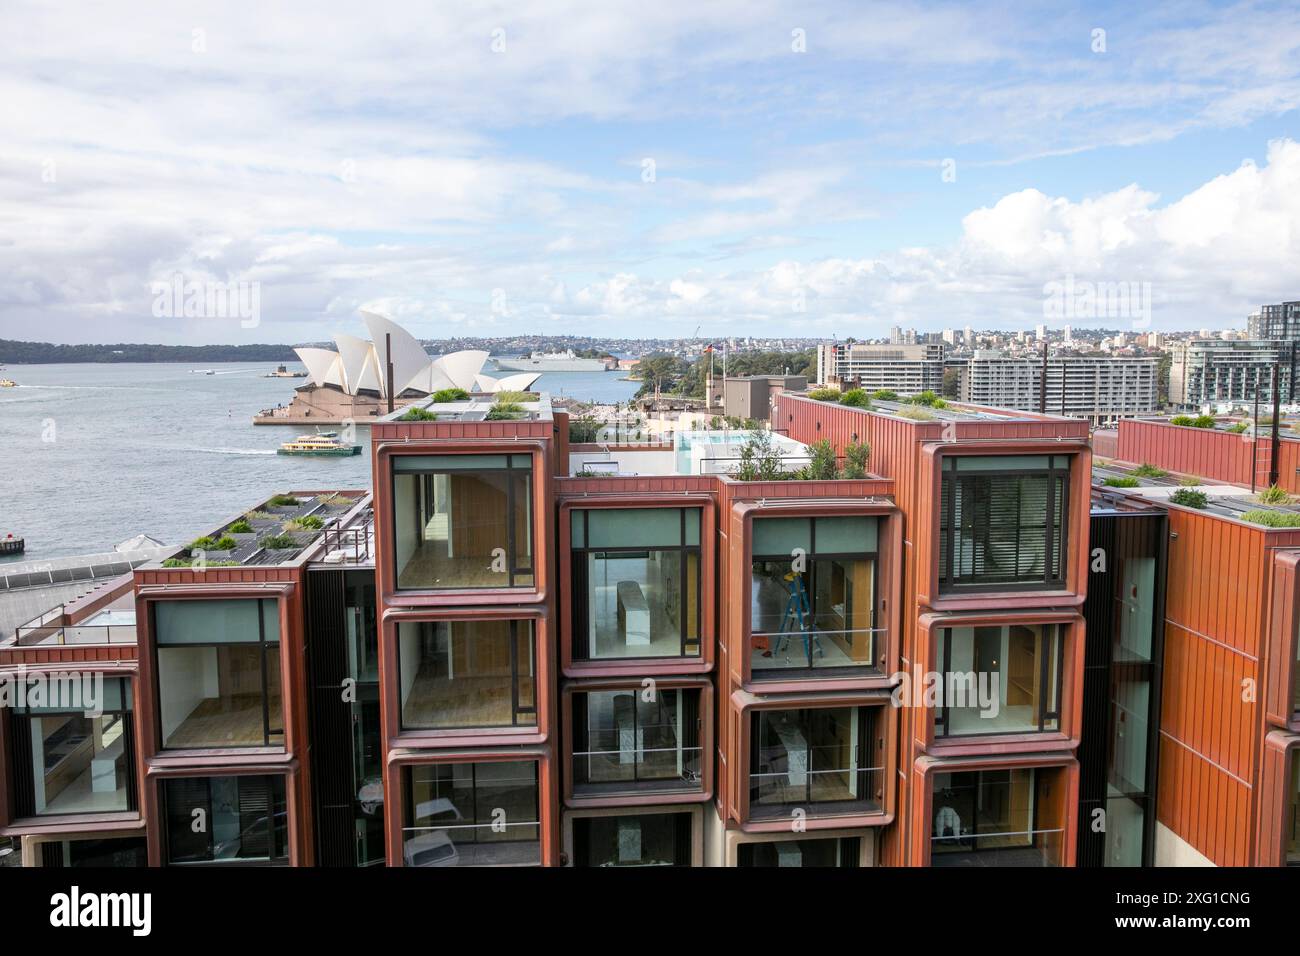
[1,0,1299,344]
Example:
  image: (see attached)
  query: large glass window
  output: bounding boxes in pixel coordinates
[750,516,879,677]
[930,769,1064,866]
[938,455,1069,592]
[345,572,384,867]
[398,619,536,730]
[570,508,701,660]
[393,454,533,590]
[10,677,134,817]
[154,599,282,749]
[749,707,880,817]
[571,813,693,867]
[736,837,860,867]
[163,775,288,866]
[571,688,702,795]
[402,761,540,867]
[935,624,1062,736]
[39,837,147,868]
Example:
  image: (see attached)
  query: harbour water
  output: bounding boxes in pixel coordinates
[0,362,637,561]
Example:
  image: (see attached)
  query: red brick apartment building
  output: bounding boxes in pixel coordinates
[0,391,1292,868]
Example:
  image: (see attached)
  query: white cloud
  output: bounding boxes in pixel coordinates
[0,1,1298,342]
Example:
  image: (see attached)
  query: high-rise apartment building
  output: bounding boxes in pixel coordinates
[1169,339,1295,408]
[1247,301,1300,341]
[815,343,947,394]
[959,355,1159,425]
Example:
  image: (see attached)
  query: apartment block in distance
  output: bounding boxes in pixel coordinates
[960,354,1159,426]
[816,342,947,395]
[1169,339,1295,408]
[1247,301,1300,341]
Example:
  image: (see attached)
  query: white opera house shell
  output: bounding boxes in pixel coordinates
[294,311,541,398]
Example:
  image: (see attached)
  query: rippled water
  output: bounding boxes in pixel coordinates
[0,362,637,561]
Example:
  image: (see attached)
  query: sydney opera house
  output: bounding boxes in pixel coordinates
[254,312,540,425]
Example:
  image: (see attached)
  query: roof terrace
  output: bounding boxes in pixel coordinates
[1093,458,1300,526]
[570,429,814,478]
[145,490,369,569]
[378,389,553,424]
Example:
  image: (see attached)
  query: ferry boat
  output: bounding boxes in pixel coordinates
[277,431,362,457]
[494,349,609,372]
[265,364,307,379]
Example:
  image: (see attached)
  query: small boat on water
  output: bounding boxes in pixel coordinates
[265,364,307,379]
[0,534,24,555]
[277,431,362,457]
[0,379,16,388]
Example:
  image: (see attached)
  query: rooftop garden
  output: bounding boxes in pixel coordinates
[159,492,360,568]
[732,431,870,482]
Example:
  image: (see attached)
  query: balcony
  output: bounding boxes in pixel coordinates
[13,598,137,647]
[748,706,882,820]
[401,761,541,867]
[748,515,881,681]
[570,686,704,800]
[929,768,1066,867]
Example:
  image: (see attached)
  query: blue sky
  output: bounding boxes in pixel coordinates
[1,0,1298,343]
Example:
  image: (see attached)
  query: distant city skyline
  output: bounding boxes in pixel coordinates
[2,1,1298,344]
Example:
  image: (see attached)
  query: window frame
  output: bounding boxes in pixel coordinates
[396,618,538,732]
[152,598,284,751]
[748,515,880,678]
[569,685,704,796]
[9,676,137,818]
[161,774,289,867]
[747,705,880,818]
[569,506,703,662]
[389,453,535,592]
[933,623,1065,738]
[937,455,1070,594]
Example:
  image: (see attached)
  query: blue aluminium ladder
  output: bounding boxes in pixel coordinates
[772,570,822,665]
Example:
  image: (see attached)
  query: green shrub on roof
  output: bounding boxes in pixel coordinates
[838,388,870,408]
[1103,477,1139,488]
[1240,509,1300,528]
[1169,488,1208,509]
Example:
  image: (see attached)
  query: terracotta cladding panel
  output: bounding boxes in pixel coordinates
[1165,510,1267,654]
[1161,624,1257,781]
[1157,734,1252,866]
[556,475,714,494]
[0,645,138,665]
[1116,420,1258,486]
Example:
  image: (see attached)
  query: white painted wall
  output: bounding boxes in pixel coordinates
[1154,822,1215,867]
[158,646,217,741]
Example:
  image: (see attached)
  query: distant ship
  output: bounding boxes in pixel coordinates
[0,379,16,388]
[494,350,609,372]
[277,431,362,457]
[265,364,308,379]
